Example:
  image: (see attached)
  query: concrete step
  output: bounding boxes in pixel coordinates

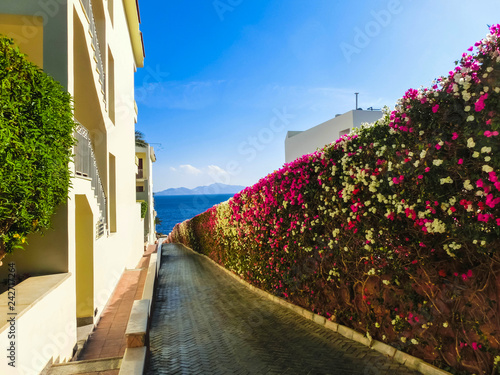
[47,357,122,375]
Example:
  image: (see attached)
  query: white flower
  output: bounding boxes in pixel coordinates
[433,159,443,166]
[382,279,390,285]
[481,146,492,153]
[440,177,453,184]
[401,337,407,343]
[426,218,446,233]
[483,165,494,173]
[464,105,471,112]
[485,156,491,162]
[467,138,475,148]
[411,339,418,345]
[443,322,449,328]
[473,151,480,158]
[467,115,475,122]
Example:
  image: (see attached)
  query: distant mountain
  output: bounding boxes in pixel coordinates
[155,183,246,196]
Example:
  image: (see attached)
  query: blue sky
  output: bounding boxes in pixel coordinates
[134,0,500,192]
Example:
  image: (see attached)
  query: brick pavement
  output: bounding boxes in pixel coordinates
[146,243,419,375]
[75,244,157,373]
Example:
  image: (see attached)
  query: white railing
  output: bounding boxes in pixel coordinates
[75,122,107,238]
[81,0,106,102]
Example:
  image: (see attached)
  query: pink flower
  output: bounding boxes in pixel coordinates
[475,93,488,112]
[435,144,441,150]
[432,104,439,113]
[418,175,423,179]
[452,132,459,140]
[484,130,499,137]
[478,213,491,222]
[472,342,478,351]
[458,159,463,165]
[425,167,430,172]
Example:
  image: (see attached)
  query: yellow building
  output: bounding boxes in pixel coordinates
[136,144,157,245]
[0,0,145,373]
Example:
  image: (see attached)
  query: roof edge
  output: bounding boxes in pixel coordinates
[123,0,145,68]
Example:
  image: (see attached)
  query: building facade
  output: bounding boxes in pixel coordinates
[0,0,145,373]
[284,109,383,163]
[136,144,157,245]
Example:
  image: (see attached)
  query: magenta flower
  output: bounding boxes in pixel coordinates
[432,104,439,113]
[458,159,463,165]
[477,213,491,222]
[484,130,498,137]
[474,93,488,112]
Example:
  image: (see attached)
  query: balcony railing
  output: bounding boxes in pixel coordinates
[81,0,106,102]
[74,122,107,238]
[136,168,144,179]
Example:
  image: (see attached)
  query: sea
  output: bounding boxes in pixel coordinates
[154,194,234,236]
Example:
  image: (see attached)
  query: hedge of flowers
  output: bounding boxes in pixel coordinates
[167,25,500,374]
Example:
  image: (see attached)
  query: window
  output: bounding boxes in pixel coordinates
[137,158,143,178]
[108,47,115,124]
[339,128,350,137]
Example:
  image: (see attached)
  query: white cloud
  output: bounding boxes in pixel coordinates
[207,165,231,184]
[207,165,229,177]
[179,164,202,175]
[169,167,177,172]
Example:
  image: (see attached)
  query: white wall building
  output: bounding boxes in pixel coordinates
[136,145,157,245]
[0,0,145,373]
[285,110,383,163]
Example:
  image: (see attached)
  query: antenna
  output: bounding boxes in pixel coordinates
[355,92,359,110]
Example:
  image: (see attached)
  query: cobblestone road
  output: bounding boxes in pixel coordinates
[146,243,418,375]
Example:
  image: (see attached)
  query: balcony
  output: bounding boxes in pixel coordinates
[136,168,144,179]
[74,122,107,238]
[80,0,106,102]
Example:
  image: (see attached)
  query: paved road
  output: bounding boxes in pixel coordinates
[146,243,418,375]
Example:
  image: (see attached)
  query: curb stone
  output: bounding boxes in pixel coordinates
[121,239,163,375]
[180,243,452,375]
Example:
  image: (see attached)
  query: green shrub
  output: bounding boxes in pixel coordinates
[0,36,76,260]
[139,201,148,219]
